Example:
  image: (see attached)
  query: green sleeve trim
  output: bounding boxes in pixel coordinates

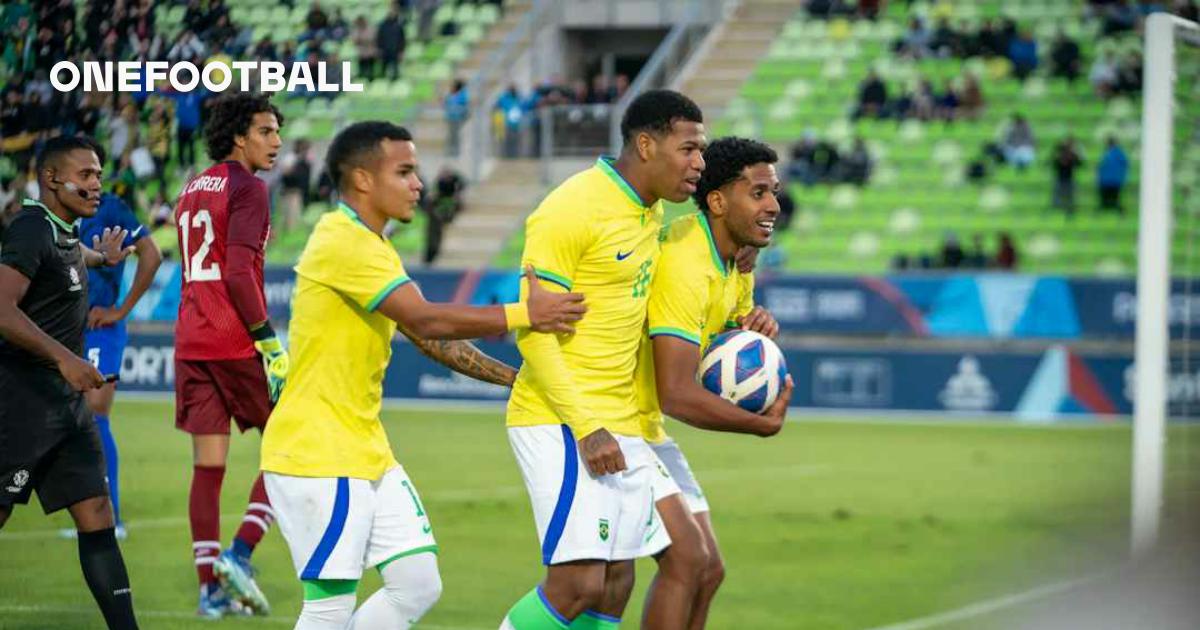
[365,277,411,311]
[302,579,358,600]
[648,326,701,345]
[533,268,573,291]
[724,320,740,329]
[375,544,439,572]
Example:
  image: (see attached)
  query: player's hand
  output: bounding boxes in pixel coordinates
[754,375,793,437]
[735,246,759,274]
[738,306,779,339]
[57,353,105,392]
[578,428,627,476]
[524,265,587,334]
[92,227,135,267]
[254,336,290,403]
[87,305,125,329]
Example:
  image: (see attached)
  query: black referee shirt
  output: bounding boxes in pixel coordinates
[0,199,88,368]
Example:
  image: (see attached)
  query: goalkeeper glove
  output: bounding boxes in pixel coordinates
[251,322,289,403]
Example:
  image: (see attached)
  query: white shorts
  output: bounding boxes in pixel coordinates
[651,438,710,514]
[508,425,680,565]
[264,466,437,581]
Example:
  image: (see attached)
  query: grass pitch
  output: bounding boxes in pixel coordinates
[2,400,1193,629]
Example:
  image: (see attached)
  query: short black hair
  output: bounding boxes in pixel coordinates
[619,89,703,145]
[204,93,284,161]
[325,121,414,190]
[693,137,778,212]
[36,134,101,174]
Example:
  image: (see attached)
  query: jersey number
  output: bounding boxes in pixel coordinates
[180,210,221,283]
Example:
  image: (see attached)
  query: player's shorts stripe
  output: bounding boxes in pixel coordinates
[541,424,578,565]
[366,277,411,312]
[301,477,350,580]
[534,268,573,291]
[648,327,701,345]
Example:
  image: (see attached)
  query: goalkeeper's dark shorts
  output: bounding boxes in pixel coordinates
[175,358,271,435]
[0,360,107,514]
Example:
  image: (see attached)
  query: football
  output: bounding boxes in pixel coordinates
[698,330,789,414]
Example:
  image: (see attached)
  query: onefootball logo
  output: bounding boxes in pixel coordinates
[50,61,364,94]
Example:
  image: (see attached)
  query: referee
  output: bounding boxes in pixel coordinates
[0,136,139,629]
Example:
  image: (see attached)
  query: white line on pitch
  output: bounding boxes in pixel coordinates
[862,573,1107,630]
[0,603,489,629]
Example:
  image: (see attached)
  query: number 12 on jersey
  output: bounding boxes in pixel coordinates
[180,209,221,283]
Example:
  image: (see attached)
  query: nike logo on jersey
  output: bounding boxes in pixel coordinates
[616,250,634,261]
[131,226,144,238]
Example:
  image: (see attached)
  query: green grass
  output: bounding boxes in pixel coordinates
[1,401,1196,629]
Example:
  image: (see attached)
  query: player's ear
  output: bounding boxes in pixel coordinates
[350,167,372,194]
[636,131,656,162]
[707,190,725,217]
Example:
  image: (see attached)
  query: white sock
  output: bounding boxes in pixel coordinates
[295,593,356,630]
[349,552,442,630]
[499,618,518,630]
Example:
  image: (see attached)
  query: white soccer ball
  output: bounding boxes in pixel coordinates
[697,330,789,414]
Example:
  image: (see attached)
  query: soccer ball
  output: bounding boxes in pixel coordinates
[698,330,789,414]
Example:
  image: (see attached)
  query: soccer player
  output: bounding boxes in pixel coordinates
[173,93,285,617]
[260,121,586,630]
[0,135,139,629]
[55,145,163,541]
[499,90,707,630]
[637,137,793,629]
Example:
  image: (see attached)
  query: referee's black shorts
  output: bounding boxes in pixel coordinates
[0,361,108,515]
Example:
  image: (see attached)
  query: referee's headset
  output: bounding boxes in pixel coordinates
[47,175,93,202]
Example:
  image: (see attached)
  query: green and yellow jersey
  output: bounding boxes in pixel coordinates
[507,157,664,439]
[635,212,755,444]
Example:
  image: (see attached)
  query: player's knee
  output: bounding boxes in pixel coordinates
[570,573,608,610]
[700,554,726,593]
[662,540,710,583]
[380,552,442,618]
[297,593,355,628]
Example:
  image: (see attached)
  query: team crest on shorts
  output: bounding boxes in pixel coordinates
[6,469,29,493]
[598,518,610,541]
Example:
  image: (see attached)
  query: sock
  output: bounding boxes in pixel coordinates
[349,551,441,629]
[189,465,225,585]
[233,473,273,558]
[500,586,570,630]
[95,415,121,525]
[568,610,620,629]
[297,580,357,630]
[78,528,139,629]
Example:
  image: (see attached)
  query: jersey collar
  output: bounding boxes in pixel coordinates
[696,212,731,277]
[24,197,77,234]
[596,156,650,210]
[337,201,384,239]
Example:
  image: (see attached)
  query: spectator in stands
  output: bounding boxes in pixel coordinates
[351,16,379,81]
[852,70,888,120]
[303,1,330,42]
[1089,51,1119,98]
[495,84,526,158]
[907,78,937,121]
[929,18,960,58]
[1101,0,1139,35]
[940,231,965,268]
[896,17,932,59]
[857,0,882,20]
[159,85,209,170]
[972,18,1005,58]
[1115,52,1143,95]
[959,73,985,119]
[279,139,314,230]
[424,166,466,265]
[1007,29,1039,82]
[166,29,207,62]
[377,5,407,80]
[106,103,138,172]
[1050,30,1082,83]
[444,79,469,157]
[966,234,989,268]
[965,150,989,184]
[996,232,1018,269]
[252,35,278,62]
[806,0,853,19]
[936,79,960,121]
[811,137,841,183]
[1174,0,1200,21]
[776,185,796,232]
[841,138,873,186]
[1098,137,1129,214]
[417,0,439,42]
[788,131,819,186]
[147,97,173,193]
[1002,114,1036,170]
[1051,137,1084,216]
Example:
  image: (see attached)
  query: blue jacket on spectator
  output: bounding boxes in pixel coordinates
[1098,144,1129,187]
[1008,38,1038,71]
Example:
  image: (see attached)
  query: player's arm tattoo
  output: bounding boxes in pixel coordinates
[397,326,518,387]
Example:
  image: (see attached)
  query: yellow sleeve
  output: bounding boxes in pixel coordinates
[515,203,600,437]
[648,249,706,346]
[298,228,409,311]
[733,272,756,323]
[519,202,592,291]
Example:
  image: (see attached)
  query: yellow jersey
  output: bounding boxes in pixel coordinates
[507,157,664,439]
[636,213,755,444]
[261,204,408,480]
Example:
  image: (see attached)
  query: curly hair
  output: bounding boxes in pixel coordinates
[203,93,284,161]
[693,137,778,212]
[619,89,703,145]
